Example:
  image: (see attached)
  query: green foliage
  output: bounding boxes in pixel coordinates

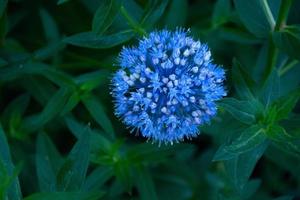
[0,0,300,199]
[92,0,121,35]
[0,124,22,200]
[63,30,134,49]
[273,25,300,60]
[233,0,278,38]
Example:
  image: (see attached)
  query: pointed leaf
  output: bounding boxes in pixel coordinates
[212,0,232,27]
[64,116,111,153]
[33,42,65,61]
[0,57,7,67]
[273,88,300,121]
[0,0,8,17]
[135,168,158,200]
[61,128,91,190]
[273,196,294,200]
[232,59,256,100]
[75,70,110,91]
[39,8,59,42]
[224,140,268,191]
[141,0,169,28]
[24,191,104,200]
[218,98,257,125]
[0,62,75,88]
[0,123,22,200]
[234,0,276,38]
[219,27,262,44]
[83,167,113,191]
[63,30,134,49]
[273,25,300,61]
[92,0,120,35]
[260,69,281,106]
[214,125,267,161]
[164,0,187,28]
[36,133,63,192]
[60,92,81,115]
[22,87,71,132]
[267,125,300,157]
[82,94,115,138]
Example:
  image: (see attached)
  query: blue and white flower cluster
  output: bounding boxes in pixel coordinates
[111,29,226,144]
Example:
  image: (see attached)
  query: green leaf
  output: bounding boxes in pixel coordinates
[2,93,30,121]
[240,179,261,199]
[234,0,275,38]
[224,140,268,191]
[274,139,300,157]
[39,8,59,42]
[57,0,71,5]
[0,62,75,88]
[267,125,300,157]
[267,124,294,142]
[164,0,187,29]
[22,87,72,132]
[0,123,22,200]
[263,104,279,126]
[75,70,110,91]
[232,59,256,100]
[60,128,91,190]
[0,11,7,44]
[135,168,158,200]
[119,6,146,36]
[64,116,111,154]
[92,0,120,35]
[60,92,81,115]
[141,0,169,29]
[0,0,8,17]
[83,167,113,191]
[273,196,294,200]
[127,143,180,164]
[0,57,7,67]
[219,27,262,44]
[23,191,104,200]
[33,42,65,61]
[82,94,115,138]
[272,88,300,121]
[273,25,300,61]
[265,143,300,181]
[114,158,132,191]
[218,98,257,125]
[0,161,22,200]
[214,125,267,161]
[63,30,134,49]
[36,133,63,192]
[21,77,56,106]
[260,69,280,106]
[212,0,232,27]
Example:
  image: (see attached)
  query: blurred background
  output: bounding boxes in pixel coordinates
[0,0,300,199]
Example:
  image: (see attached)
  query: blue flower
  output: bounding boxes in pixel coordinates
[111,29,226,144]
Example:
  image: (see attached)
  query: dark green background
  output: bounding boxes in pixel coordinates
[0,0,299,199]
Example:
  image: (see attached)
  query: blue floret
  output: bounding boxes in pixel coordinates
[111,28,226,144]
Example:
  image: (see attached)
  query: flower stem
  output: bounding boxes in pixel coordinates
[261,0,275,29]
[262,0,293,83]
[274,0,293,31]
[120,6,147,37]
[279,59,298,76]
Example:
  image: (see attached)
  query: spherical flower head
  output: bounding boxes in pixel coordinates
[111,28,226,144]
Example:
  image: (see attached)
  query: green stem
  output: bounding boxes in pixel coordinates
[120,6,147,36]
[262,0,293,83]
[274,0,293,31]
[279,60,298,76]
[261,0,275,29]
[263,35,278,82]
